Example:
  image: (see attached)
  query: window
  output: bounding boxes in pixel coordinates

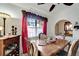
[27,17,43,37]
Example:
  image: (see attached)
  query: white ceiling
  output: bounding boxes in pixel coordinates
[0,3,77,19]
[14,3,53,12]
[12,3,55,17]
[12,3,75,18]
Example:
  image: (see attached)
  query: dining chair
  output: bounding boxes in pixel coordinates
[39,33,47,40]
[68,39,79,56]
[32,42,38,56]
[28,42,34,56]
[57,39,79,56]
[28,42,38,56]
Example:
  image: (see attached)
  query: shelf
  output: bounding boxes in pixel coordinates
[5,49,13,55]
[0,35,20,56]
[5,44,17,55]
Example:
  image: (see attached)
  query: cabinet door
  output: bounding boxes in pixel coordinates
[0,40,4,56]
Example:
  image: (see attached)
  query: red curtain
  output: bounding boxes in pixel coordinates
[22,10,28,53]
[43,19,47,35]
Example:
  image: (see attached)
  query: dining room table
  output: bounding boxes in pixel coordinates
[36,39,70,56]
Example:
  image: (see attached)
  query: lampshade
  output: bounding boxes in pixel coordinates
[0,12,11,18]
[0,26,3,31]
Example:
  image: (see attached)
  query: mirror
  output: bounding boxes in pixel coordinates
[0,12,11,36]
[0,12,19,36]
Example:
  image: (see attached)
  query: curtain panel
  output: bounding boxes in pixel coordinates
[22,10,28,53]
[43,19,47,35]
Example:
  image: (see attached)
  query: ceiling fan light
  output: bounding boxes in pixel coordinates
[63,3,73,6]
[37,3,45,5]
[49,5,55,12]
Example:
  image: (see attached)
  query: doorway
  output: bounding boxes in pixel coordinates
[55,20,73,36]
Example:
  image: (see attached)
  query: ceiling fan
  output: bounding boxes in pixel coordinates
[37,3,73,12]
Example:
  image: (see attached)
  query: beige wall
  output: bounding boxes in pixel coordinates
[55,23,59,35]
[0,17,21,35]
[59,21,65,34]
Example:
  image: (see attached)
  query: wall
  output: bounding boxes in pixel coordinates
[47,3,79,41]
[55,22,59,35]
[58,21,65,34]
[55,20,65,35]
[0,18,21,35]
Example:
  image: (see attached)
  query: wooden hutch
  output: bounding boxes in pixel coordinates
[0,35,20,56]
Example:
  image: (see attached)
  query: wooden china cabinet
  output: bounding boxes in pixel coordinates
[0,35,20,56]
[64,22,73,36]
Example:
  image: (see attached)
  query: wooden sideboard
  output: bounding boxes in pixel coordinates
[0,35,20,56]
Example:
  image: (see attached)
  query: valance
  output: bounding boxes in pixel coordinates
[22,10,48,22]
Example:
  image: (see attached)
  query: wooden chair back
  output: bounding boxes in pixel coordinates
[68,39,79,56]
[32,42,38,56]
[28,42,38,56]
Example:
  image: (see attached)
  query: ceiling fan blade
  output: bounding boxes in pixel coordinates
[37,3,45,5]
[49,5,55,12]
[63,3,73,6]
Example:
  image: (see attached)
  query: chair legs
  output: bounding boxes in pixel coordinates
[38,51,41,56]
[56,50,68,56]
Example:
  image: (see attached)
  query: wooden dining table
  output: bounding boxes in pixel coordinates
[37,39,70,56]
